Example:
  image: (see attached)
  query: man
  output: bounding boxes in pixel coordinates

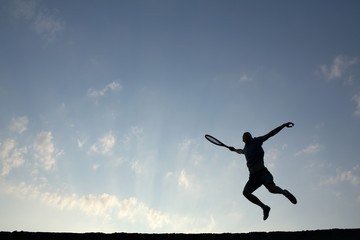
[229,122,297,220]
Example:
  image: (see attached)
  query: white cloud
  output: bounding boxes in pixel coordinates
[130,126,143,135]
[32,10,65,41]
[9,116,29,134]
[265,147,280,161]
[92,164,100,170]
[178,139,191,153]
[9,0,37,20]
[77,139,86,149]
[177,139,194,164]
[121,126,144,150]
[178,169,191,190]
[190,216,216,233]
[321,167,360,186]
[33,131,57,170]
[1,180,215,232]
[147,209,170,229]
[190,152,203,166]
[319,55,358,80]
[4,181,138,221]
[9,0,65,41]
[239,74,252,82]
[0,139,27,176]
[319,56,359,116]
[89,131,115,155]
[294,144,322,157]
[87,81,122,97]
[129,160,143,174]
[165,171,174,178]
[352,93,360,117]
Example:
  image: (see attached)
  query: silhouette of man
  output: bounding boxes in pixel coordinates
[229,122,297,220]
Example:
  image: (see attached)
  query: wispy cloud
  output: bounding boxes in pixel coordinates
[129,160,143,174]
[9,0,65,41]
[294,144,322,157]
[33,131,58,171]
[178,169,191,190]
[239,74,253,82]
[9,116,29,134]
[89,131,115,156]
[87,81,122,97]
[265,147,280,161]
[319,55,358,81]
[0,139,27,176]
[352,93,360,117]
[147,209,170,229]
[319,55,360,116]
[178,139,192,154]
[77,139,86,150]
[4,181,145,222]
[9,0,37,20]
[121,126,144,150]
[2,180,213,232]
[321,166,360,186]
[32,10,65,41]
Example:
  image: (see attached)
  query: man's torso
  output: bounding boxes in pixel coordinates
[243,137,265,173]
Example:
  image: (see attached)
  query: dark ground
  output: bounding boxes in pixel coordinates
[1,228,359,240]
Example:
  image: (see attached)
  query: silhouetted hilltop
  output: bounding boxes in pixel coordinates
[1,228,359,240]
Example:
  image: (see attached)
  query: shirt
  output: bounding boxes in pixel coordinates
[243,136,265,171]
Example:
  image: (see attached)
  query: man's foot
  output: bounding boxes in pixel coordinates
[263,205,271,221]
[283,190,297,204]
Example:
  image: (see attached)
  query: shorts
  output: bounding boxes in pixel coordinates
[243,168,275,193]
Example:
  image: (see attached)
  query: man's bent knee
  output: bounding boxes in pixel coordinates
[243,189,251,198]
[266,183,283,194]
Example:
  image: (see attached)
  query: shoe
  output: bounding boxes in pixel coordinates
[263,206,271,221]
[284,190,297,204]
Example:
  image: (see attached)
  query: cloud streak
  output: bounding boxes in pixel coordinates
[352,93,360,117]
[2,180,214,232]
[294,144,322,157]
[9,0,37,20]
[32,10,65,41]
[178,169,191,190]
[89,131,115,155]
[9,116,29,134]
[87,81,122,98]
[33,131,57,171]
[239,74,253,82]
[319,55,358,81]
[9,0,65,41]
[0,139,27,176]
[321,166,360,186]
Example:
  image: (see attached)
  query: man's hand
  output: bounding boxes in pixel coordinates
[264,122,295,141]
[229,147,243,154]
[229,146,236,151]
[284,122,294,128]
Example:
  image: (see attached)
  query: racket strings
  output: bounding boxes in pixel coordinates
[205,135,223,146]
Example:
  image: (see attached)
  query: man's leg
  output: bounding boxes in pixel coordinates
[266,184,284,194]
[263,169,297,204]
[266,183,297,204]
[243,181,271,220]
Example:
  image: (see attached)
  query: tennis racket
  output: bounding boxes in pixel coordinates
[205,134,231,150]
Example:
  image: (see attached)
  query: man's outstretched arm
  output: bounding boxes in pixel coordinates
[263,122,294,141]
[229,146,243,154]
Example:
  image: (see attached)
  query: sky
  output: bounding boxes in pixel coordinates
[1,0,360,233]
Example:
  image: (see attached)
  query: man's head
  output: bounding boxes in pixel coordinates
[243,132,253,143]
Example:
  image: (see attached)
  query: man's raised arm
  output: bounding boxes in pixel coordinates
[263,122,294,141]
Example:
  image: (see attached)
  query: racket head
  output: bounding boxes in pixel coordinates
[205,134,227,147]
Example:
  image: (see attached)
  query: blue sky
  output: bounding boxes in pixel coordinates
[1,0,360,233]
